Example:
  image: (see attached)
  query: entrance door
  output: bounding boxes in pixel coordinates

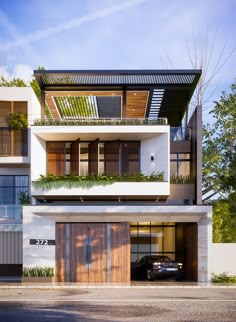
[55,223,130,282]
[175,223,198,281]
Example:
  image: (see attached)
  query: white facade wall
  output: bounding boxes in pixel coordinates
[211,243,236,276]
[0,87,41,124]
[31,135,46,181]
[140,133,169,180]
[0,168,29,175]
[23,207,55,268]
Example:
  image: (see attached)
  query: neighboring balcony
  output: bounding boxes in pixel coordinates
[0,205,22,225]
[0,128,29,164]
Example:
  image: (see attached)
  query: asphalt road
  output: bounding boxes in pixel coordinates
[0,288,235,321]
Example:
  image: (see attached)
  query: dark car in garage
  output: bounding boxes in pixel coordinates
[132,255,184,281]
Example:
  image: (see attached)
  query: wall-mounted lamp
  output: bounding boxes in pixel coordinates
[151,155,154,161]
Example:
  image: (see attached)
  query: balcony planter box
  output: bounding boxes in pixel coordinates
[170,184,195,200]
[32,181,170,197]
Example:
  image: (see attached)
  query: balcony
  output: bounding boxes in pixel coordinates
[0,205,22,220]
[32,174,170,200]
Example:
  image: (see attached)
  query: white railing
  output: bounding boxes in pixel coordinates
[0,205,22,219]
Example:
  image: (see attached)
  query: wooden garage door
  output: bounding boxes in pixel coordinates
[55,223,130,283]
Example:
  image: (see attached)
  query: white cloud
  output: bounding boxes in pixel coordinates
[0,0,147,52]
[0,64,33,84]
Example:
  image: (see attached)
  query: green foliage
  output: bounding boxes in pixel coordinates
[203,80,236,198]
[212,272,236,283]
[18,191,30,204]
[33,172,164,191]
[7,112,28,129]
[34,118,167,126]
[30,66,51,118]
[212,198,236,243]
[170,175,194,184]
[23,266,54,277]
[0,76,27,87]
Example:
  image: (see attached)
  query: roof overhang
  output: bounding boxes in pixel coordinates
[34,69,201,126]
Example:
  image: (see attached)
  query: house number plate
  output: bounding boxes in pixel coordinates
[30,239,55,245]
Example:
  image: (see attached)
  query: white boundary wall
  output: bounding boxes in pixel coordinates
[211,243,236,275]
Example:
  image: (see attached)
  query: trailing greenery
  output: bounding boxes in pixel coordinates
[33,172,164,190]
[34,118,168,126]
[212,272,236,283]
[7,112,28,129]
[23,266,54,277]
[170,175,194,184]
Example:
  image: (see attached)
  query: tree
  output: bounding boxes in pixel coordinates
[212,198,236,243]
[202,81,236,201]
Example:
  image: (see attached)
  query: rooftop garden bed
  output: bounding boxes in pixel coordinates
[33,172,164,190]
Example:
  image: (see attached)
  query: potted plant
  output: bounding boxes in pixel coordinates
[18,191,30,204]
[7,112,28,130]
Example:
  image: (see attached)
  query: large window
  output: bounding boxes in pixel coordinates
[0,175,29,204]
[130,222,176,262]
[170,153,190,177]
[46,140,140,176]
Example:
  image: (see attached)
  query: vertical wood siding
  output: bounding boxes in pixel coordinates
[55,222,130,283]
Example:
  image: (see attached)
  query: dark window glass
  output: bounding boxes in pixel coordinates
[0,175,28,204]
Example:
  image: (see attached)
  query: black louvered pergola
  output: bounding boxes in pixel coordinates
[34,70,201,126]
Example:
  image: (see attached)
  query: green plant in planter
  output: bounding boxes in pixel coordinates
[18,191,30,204]
[212,272,236,283]
[33,172,164,191]
[7,112,28,130]
[23,266,54,277]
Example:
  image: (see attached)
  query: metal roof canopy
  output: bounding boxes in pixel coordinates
[34,69,201,126]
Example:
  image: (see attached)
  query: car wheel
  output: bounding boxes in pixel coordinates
[146,269,154,281]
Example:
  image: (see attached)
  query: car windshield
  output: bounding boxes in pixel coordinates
[149,256,172,261]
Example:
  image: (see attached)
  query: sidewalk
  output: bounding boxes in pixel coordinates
[0,277,235,289]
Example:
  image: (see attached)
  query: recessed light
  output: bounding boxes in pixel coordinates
[134,93,137,96]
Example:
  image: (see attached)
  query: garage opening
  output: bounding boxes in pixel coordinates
[130,222,197,281]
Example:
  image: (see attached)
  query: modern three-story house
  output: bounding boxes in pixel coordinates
[0,70,212,282]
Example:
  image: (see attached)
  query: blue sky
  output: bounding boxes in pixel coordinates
[0,0,235,121]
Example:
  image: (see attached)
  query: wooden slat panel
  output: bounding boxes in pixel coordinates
[104,141,120,175]
[70,224,88,282]
[88,139,99,175]
[89,224,107,282]
[55,223,66,282]
[70,139,80,175]
[110,222,130,282]
[126,91,149,118]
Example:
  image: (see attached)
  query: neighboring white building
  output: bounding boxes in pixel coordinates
[0,70,215,282]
